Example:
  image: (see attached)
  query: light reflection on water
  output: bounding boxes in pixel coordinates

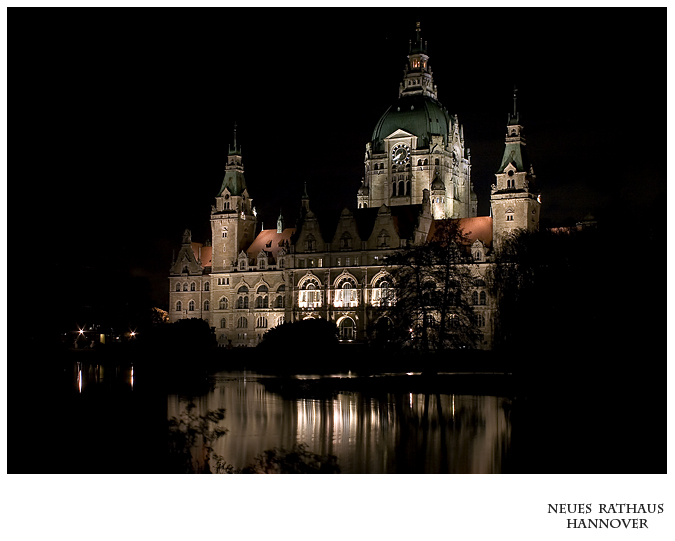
[72,362,134,393]
[167,371,512,473]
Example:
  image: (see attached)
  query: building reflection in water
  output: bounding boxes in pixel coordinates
[167,372,512,473]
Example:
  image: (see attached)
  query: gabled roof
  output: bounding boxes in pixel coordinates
[246,228,295,262]
[427,217,493,247]
[352,204,424,242]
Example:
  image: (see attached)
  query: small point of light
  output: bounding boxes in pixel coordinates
[78,329,84,335]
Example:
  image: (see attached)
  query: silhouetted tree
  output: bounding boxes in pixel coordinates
[385,221,480,354]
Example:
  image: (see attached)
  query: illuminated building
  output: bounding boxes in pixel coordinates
[168,24,540,349]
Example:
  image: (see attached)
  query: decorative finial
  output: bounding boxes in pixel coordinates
[513,86,518,117]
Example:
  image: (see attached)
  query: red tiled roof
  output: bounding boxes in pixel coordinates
[427,217,493,247]
[247,228,296,262]
[191,243,212,268]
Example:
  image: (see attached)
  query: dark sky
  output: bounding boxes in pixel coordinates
[16,8,665,314]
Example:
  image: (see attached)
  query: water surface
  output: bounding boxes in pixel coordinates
[167,371,512,473]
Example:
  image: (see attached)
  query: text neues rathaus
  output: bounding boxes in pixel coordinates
[169,24,541,349]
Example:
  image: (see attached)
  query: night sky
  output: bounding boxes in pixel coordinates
[15,8,665,322]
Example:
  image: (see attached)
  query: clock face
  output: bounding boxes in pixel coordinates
[391,143,411,165]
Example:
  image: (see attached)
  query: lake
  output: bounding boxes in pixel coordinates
[167,371,513,473]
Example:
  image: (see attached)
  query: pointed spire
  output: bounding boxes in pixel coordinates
[228,121,241,156]
[301,181,310,212]
[508,86,520,125]
[277,209,284,233]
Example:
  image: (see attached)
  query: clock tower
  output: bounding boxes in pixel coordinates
[210,126,257,273]
[361,23,476,220]
[490,90,541,249]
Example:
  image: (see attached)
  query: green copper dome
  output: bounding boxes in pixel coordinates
[371,95,452,153]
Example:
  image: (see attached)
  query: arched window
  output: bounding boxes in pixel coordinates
[305,234,316,252]
[435,158,440,165]
[339,317,355,341]
[204,300,210,311]
[175,283,181,292]
[340,232,352,250]
[398,180,404,195]
[183,283,188,291]
[372,276,394,306]
[238,286,249,294]
[220,318,227,328]
[406,180,410,195]
[219,297,228,310]
[299,279,321,308]
[276,295,285,308]
[237,317,248,329]
[423,159,428,166]
[204,281,210,291]
[256,295,269,308]
[417,159,422,166]
[176,301,182,312]
[472,291,479,305]
[392,180,397,197]
[188,300,195,311]
[480,291,487,305]
[190,282,196,292]
[475,314,486,327]
[378,230,390,248]
[334,278,358,308]
[256,317,268,328]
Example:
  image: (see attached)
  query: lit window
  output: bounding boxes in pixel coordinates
[334,279,358,308]
[299,280,321,308]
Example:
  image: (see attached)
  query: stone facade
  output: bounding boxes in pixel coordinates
[168,25,540,350]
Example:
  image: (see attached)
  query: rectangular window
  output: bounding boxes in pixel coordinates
[336,258,341,266]
[318,258,323,267]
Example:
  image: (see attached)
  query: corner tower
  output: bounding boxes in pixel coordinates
[361,23,476,220]
[490,89,541,248]
[210,125,257,272]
